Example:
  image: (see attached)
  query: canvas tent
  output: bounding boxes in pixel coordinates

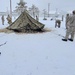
[7,11,45,33]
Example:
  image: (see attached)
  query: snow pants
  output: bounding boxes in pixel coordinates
[65,27,75,40]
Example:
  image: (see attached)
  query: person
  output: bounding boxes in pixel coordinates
[62,15,64,21]
[62,10,75,42]
[1,15,5,25]
[55,19,61,28]
[36,15,39,21]
[6,15,12,24]
[0,52,1,54]
[65,13,70,29]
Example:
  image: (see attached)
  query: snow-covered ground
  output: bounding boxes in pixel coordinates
[0,16,75,75]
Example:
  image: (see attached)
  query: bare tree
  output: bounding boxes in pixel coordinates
[43,9,47,20]
[28,5,39,18]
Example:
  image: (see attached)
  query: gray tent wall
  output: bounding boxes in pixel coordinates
[7,11,45,32]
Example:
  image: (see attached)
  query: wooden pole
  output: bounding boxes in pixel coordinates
[48,3,50,17]
[10,0,12,20]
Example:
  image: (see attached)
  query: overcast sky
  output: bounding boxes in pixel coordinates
[0,0,75,13]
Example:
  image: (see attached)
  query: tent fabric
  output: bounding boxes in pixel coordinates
[7,11,45,32]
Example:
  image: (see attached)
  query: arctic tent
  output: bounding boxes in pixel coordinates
[7,11,45,32]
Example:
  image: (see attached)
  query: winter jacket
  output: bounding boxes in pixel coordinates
[67,14,75,32]
[65,15,70,29]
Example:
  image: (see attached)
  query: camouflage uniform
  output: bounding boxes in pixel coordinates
[62,10,75,41]
[65,14,70,29]
[55,20,61,28]
[6,15,12,24]
[1,15,5,25]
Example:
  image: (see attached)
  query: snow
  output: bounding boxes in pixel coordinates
[0,16,75,75]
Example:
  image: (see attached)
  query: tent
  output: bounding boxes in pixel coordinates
[7,11,45,33]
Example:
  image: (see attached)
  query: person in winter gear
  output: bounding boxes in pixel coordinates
[36,15,39,21]
[6,15,12,24]
[55,19,61,28]
[1,15,5,25]
[62,10,75,42]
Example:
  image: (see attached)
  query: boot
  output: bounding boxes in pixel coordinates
[68,39,73,41]
[62,39,67,41]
